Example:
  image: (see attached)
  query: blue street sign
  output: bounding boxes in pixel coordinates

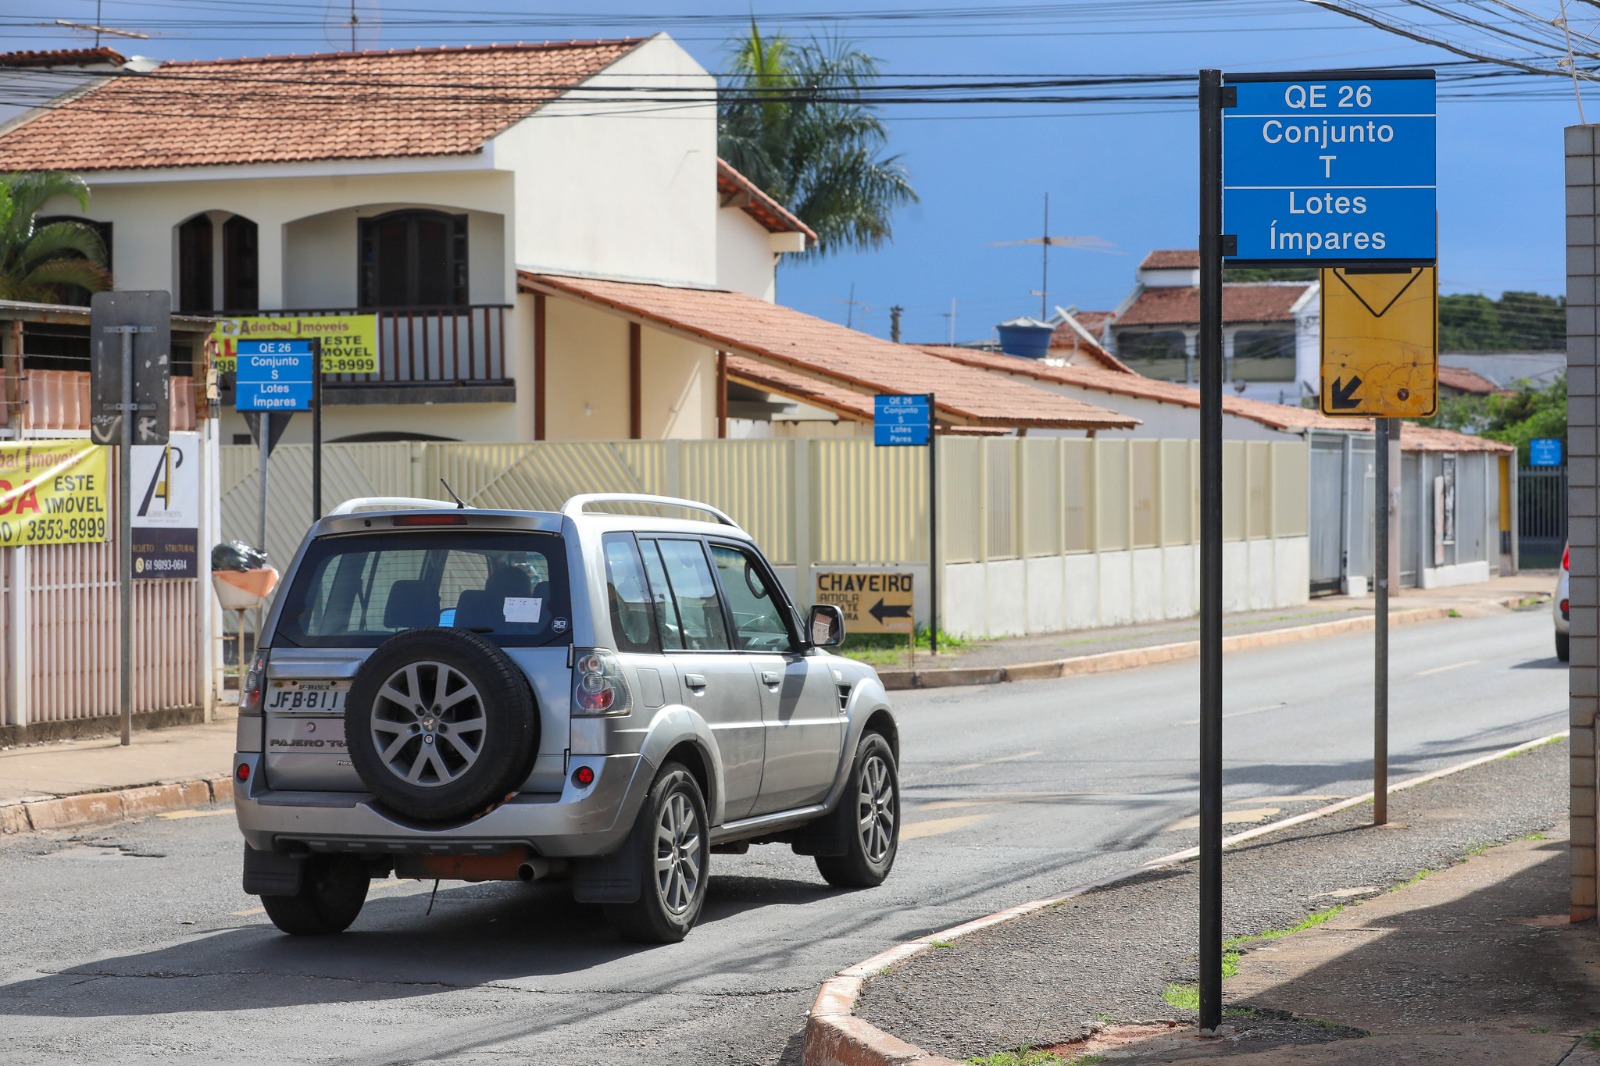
[236,348,315,412]
[1530,438,1563,467]
[1223,72,1435,263]
[874,394,931,447]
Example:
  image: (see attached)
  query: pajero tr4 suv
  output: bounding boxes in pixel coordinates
[234,494,900,943]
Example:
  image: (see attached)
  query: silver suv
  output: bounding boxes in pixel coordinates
[233,494,898,943]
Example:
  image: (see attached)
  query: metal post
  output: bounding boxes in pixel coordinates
[257,412,270,653]
[312,338,323,521]
[928,393,939,656]
[1197,68,1225,1035]
[118,328,133,747]
[1374,417,1391,824]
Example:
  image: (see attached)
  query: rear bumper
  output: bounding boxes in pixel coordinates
[232,751,653,859]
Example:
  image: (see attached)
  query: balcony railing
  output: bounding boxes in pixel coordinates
[224,305,512,388]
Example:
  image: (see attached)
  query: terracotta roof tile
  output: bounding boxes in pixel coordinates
[725,356,873,419]
[518,273,1140,431]
[1437,365,1503,395]
[0,49,126,68]
[1116,283,1311,327]
[0,40,642,171]
[1399,422,1515,453]
[716,159,816,242]
[1140,249,1200,270]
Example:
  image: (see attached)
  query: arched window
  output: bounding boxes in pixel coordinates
[222,215,259,311]
[177,214,213,313]
[359,209,468,308]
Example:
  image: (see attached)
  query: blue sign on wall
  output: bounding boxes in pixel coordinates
[874,394,931,447]
[1223,72,1436,263]
[1530,438,1563,467]
[235,344,315,412]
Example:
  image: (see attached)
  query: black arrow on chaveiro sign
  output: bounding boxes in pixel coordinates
[869,599,912,625]
[1329,375,1363,410]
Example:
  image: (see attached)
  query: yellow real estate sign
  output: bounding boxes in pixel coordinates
[213,314,380,374]
[0,440,109,547]
[1320,266,1438,418]
[814,571,914,635]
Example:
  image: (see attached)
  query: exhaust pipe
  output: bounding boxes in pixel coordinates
[517,858,552,883]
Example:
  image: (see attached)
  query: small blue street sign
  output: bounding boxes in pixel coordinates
[1223,72,1436,263]
[236,345,315,412]
[1530,438,1563,467]
[874,394,931,447]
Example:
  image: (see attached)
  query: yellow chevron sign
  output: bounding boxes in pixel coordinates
[1320,266,1437,418]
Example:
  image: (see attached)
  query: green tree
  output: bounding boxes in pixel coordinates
[1420,373,1565,465]
[718,22,918,257]
[0,171,111,304]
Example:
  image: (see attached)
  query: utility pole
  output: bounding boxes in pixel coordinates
[889,306,903,343]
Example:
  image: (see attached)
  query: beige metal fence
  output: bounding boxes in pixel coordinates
[222,435,1308,576]
[3,447,209,728]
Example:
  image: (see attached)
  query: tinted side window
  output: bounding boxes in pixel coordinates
[709,544,796,652]
[603,533,660,654]
[650,539,731,651]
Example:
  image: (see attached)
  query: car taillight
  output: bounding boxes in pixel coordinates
[572,649,632,717]
[1563,543,1570,572]
[242,651,269,715]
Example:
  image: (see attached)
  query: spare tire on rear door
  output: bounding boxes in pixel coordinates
[345,627,540,823]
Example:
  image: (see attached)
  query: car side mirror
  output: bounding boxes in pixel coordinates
[808,603,845,648]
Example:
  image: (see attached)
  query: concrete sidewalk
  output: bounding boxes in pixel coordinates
[0,573,1557,837]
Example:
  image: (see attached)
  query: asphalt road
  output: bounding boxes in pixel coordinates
[0,607,1566,1066]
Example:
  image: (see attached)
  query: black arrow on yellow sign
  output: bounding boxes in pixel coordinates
[1328,375,1363,410]
[870,599,912,625]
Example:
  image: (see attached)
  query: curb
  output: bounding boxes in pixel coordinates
[877,604,1464,691]
[802,731,1567,1066]
[0,775,236,836]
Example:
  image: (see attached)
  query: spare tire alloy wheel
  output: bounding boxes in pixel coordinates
[345,628,539,823]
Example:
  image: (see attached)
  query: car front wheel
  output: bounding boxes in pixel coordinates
[815,732,899,889]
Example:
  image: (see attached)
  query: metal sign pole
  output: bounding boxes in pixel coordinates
[1374,417,1391,824]
[312,338,323,521]
[1197,67,1225,1036]
[928,392,939,657]
[118,328,134,747]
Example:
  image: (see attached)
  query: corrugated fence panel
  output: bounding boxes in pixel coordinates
[1097,440,1130,551]
[679,441,794,564]
[938,438,982,564]
[1161,440,1193,546]
[986,440,1017,560]
[429,442,666,512]
[812,439,923,564]
[1062,439,1093,554]
[0,547,8,723]
[1021,438,1062,558]
[1248,441,1273,538]
[1223,441,1246,541]
[1130,440,1159,549]
[1273,442,1310,537]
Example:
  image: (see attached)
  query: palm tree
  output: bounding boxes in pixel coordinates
[719,23,918,258]
[0,171,111,303]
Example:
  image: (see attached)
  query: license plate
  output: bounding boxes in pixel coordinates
[264,679,349,714]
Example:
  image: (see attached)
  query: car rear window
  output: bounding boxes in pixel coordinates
[274,530,571,648]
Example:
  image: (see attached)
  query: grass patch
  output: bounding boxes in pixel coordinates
[967,1049,1102,1066]
[1527,831,1549,841]
[841,625,968,667]
[927,938,957,949]
[1447,608,1462,618]
[1163,983,1200,1012]
[1227,904,1347,952]
[1392,869,1432,891]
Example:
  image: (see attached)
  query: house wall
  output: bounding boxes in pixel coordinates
[497,34,718,288]
[717,209,778,300]
[640,330,716,439]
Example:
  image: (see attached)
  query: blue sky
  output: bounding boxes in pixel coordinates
[8,1,1580,343]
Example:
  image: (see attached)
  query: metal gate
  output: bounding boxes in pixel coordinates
[1308,436,1346,594]
[1518,466,1567,570]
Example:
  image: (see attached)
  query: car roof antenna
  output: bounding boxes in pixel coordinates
[439,478,467,509]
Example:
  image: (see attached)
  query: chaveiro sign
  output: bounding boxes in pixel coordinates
[1223,70,1436,264]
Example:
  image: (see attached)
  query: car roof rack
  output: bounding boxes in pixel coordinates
[329,496,467,516]
[561,493,740,529]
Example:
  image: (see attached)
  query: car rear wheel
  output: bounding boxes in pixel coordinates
[815,732,899,888]
[345,628,539,823]
[1557,630,1571,662]
[261,854,370,935]
[604,762,708,944]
